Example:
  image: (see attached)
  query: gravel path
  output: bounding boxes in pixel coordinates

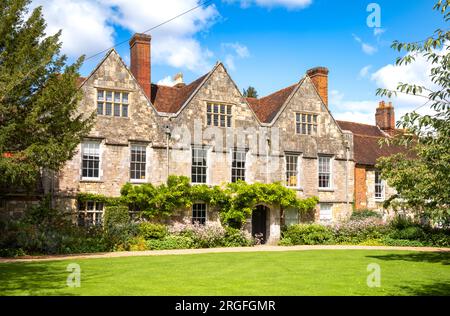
[1,245,449,263]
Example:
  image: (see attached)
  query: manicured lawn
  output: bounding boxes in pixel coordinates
[1,250,449,296]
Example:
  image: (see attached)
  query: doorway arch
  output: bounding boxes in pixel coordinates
[252,205,269,244]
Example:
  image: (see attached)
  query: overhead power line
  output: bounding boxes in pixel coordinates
[84,0,214,62]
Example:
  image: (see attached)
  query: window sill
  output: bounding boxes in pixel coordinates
[97,115,130,119]
[130,180,147,184]
[287,186,303,191]
[375,199,385,203]
[80,179,103,183]
[318,188,334,192]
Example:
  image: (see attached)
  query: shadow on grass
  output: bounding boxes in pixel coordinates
[366,252,450,265]
[367,252,450,296]
[394,282,450,296]
[0,262,78,296]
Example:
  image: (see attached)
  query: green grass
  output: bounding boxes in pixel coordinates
[1,250,449,296]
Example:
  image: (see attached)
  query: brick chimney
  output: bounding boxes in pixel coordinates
[307,67,329,107]
[376,101,396,135]
[173,73,185,88]
[130,33,151,99]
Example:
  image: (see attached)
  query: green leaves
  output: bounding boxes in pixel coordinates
[119,176,318,228]
[0,0,93,188]
[375,0,450,225]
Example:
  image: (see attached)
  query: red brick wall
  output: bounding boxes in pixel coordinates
[130,33,151,99]
[307,67,329,107]
[354,165,367,210]
[375,101,395,135]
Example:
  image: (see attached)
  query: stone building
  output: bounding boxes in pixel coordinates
[0,33,404,243]
[337,101,403,212]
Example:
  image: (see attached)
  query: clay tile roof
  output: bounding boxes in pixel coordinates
[247,83,298,123]
[76,77,86,87]
[337,120,407,166]
[150,74,208,113]
[352,135,406,165]
[337,121,385,137]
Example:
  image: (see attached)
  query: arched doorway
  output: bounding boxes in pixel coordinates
[252,205,269,244]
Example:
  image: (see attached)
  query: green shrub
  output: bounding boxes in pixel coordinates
[390,215,417,230]
[350,209,382,221]
[138,222,168,240]
[103,206,130,229]
[146,235,194,250]
[278,237,293,246]
[381,237,425,247]
[388,226,426,240]
[333,218,389,244]
[223,226,253,247]
[0,200,110,256]
[128,236,149,251]
[283,224,334,245]
[103,205,136,249]
[421,230,450,247]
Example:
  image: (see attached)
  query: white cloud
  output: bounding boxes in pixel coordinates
[31,0,115,57]
[157,75,176,86]
[221,42,250,71]
[333,111,375,125]
[224,0,313,9]
[224,55,236,71]
[352,34,377,55]
[359,65,372,78]
[329,90,378,125]
[222,43,250,58]
[153,36,214,73]
[31,0,219,73]
[332,48,444,125]
[371,49,444,116]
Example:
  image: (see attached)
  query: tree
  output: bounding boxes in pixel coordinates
[0,0,94,188]
[376,0,450,224]
[243,86,258,98]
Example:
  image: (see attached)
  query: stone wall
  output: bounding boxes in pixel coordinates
[271,77,353,217]
[365,167,396,211]
[51,51,357,241]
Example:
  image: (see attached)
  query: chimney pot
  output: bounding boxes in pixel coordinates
[306,67,329,107]
[376,101,396,136]
[173,73,185,88]
[130,33,151,99]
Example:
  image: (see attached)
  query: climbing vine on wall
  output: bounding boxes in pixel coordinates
[118,176,318,228]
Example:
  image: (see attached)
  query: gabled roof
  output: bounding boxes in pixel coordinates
[337,121,386,138]
[150,74,208,113]
[246,84,298,123]
[76,77,86,87]
[337,120,406,166]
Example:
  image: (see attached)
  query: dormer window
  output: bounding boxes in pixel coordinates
[206,103,232,127]
[97,90,129,117]
[296,113,318,135]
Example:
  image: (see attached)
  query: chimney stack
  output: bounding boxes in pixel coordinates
[306,67,329,107]
[173,73,185,88]
[130,33,151,99]
[376,101,396,135]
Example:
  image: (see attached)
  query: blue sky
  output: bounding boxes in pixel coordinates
[32,0,447,124]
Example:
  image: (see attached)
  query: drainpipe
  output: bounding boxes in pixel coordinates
[266,133,270,184]
[345,143,350,210]
[165,122,171,181]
